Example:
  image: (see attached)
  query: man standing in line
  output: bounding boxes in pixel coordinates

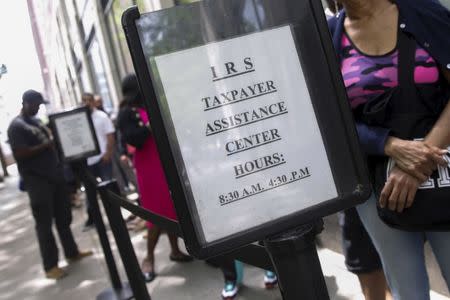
[7,90,92,279]
[82,93,115,230]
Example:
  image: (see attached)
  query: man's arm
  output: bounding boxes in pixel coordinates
[13,142,53,160]
[8,124,53,160]
[102,133,115,163]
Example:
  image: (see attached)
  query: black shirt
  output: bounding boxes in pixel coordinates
[117,106,151,150]
[7,115,61,181]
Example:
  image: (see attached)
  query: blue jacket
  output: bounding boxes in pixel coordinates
[328,0,450,156]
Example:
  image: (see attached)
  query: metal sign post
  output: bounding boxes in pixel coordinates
[49,108,133,300]
[264,221,329,300]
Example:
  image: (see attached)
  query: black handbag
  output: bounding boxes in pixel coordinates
[360,31,450,231]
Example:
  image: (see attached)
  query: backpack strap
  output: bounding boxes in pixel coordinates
[397,30,416,96]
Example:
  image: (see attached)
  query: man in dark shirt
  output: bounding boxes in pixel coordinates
[7,90,92,279]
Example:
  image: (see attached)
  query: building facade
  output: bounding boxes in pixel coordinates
[28,0,180,115]
[29,0,450,115]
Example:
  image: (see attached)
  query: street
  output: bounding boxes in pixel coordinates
[0,165,448,300]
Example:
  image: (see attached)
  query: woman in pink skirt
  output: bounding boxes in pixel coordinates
[117,74,192,282]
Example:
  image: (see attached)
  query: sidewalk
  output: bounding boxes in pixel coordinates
[0,166,448,300]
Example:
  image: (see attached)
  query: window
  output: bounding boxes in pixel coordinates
[109,0,135,77]
[87,38,114,112]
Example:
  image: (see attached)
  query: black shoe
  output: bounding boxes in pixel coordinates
[169,253,193,262]
[143,271,156,283]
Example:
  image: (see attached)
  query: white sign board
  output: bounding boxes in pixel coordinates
[154,25,338,243]
[54,112,97,159]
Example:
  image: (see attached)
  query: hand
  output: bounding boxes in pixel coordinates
[384,137,447,181]
[102,153,112,163]
[120,155,129,163]
[379,166,420,212]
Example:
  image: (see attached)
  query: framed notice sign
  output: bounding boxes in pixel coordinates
[49,107,100,162]
[123,0,371,258]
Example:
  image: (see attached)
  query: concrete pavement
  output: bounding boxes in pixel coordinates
[0,165,448,300]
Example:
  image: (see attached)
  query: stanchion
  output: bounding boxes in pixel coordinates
[98,180,151,300]
[264,220,329,300]
[73,163,133,300]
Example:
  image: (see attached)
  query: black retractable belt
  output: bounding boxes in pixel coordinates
[106,189,182,237]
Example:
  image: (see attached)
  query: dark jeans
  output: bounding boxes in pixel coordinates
[339,208,382,274]
[85,160,113,222]
[209,256,237,282]
[23,174,79,271]
[63,163,79,194]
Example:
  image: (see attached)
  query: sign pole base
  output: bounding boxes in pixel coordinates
[96,283,134,300]
[264,220,329,300]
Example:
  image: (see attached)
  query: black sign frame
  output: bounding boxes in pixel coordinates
[122,0,371,258]
[49,107,100,162]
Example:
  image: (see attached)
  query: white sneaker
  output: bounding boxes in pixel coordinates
[264,271,278,289]
[221,281,238,299]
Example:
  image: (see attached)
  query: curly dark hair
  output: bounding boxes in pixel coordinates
[121,74,143,107]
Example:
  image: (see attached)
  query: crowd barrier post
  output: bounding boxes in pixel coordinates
[74,164,133,300]
[98,180,152,300]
